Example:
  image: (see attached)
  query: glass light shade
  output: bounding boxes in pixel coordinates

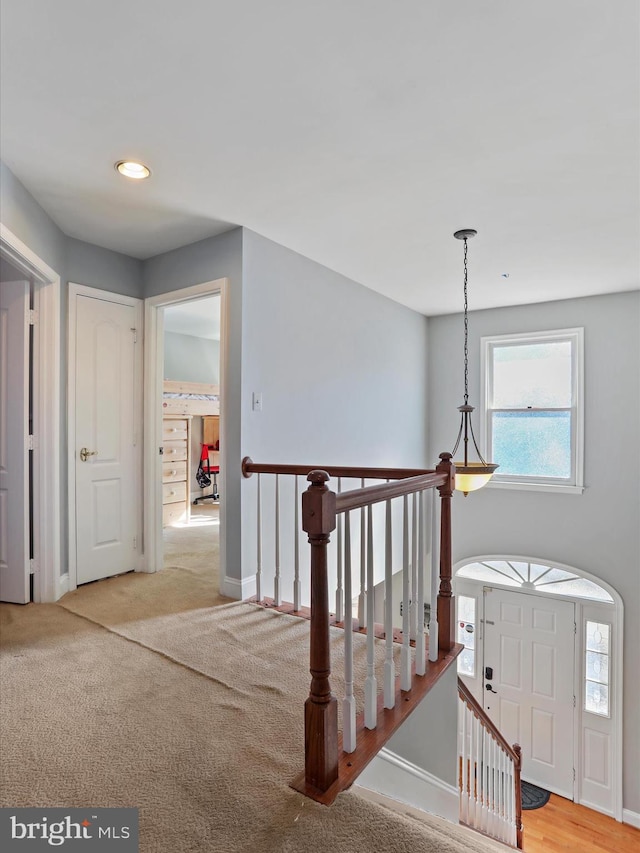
[115,160,151,179]
[454,462,498,495]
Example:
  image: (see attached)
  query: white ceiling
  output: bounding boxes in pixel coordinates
[1,1,638,316]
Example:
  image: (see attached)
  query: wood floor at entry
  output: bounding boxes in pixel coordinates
[522,794,639,853]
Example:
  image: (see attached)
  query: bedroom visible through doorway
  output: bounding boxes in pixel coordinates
[161,295,221,578]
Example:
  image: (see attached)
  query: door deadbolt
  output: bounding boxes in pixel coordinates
[79,447,98,462]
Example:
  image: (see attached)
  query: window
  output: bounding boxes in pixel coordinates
[585,621,611,717]
[481,328,584,493]
[456,595,476,677]
[457,559,613,602]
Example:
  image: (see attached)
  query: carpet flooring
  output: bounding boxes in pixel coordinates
[0,508,507,852]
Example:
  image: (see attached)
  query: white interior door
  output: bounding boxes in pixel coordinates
[483,587,575,797]
[0,281,30,603]
[74,292,138,585]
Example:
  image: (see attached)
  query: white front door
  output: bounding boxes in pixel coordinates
[483,587,575,797]
[0,281,30,603]
[73,292,139,585]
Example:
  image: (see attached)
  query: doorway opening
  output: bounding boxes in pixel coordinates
[454,556,622,820]
[162,295,221,577]
[144,278,228,595]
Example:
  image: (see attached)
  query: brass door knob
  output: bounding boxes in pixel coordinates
[79,447,98,462]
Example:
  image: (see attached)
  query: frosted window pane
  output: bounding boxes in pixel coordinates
[458,648,475,677]
[458,595,476,624]
[586,651,609,685]
[585,681,609,716]
[458,563,520,587]
[493,342,572,408]
[457,563,612,602]
[493,411,571,478]
[457,596,476,677]
[586,622,610,653]
[540,577,614,601]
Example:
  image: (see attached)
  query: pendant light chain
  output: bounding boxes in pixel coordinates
[450,228,499,492]
[463,237,469,405]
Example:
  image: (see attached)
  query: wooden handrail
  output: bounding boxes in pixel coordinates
[242,456,440,481]
[458,677,523,849]
[457,678,519,763]
[335,472,447,513]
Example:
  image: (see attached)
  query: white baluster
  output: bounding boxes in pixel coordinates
[364,504,377,729]
[469,707,476,828]
[256,473,262,602]
[401,494,411,691]
[415,491,426,675]
[357,478,366,629]
[481,727,488,832]
[335,477,344,623]
[460,699,468,824]
[500,748,506,840]
[274,473,281,605]
[507,752,514,846]
[429,490,439,662]
[383,499,395,709]
[343,511,357,753]
[489,735,496,838]
[410,492,418,641]
[475,711,482,828]
[293,475,301,611]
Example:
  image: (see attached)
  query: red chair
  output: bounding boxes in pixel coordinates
[193,443,219,504]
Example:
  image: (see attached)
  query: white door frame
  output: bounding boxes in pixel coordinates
[0,224,61,602]
[67,284,144,590]
[143,278,229,583]
[454,557,623,821]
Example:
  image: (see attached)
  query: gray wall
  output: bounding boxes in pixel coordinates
[164,331,220,385]
[428,290,640,815]
[67,237,143,298]
[240,230,430,602]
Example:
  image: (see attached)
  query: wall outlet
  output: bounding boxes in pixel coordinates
[252,391,263,412]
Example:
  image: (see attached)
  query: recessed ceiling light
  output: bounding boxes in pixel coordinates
[115,160,151,180]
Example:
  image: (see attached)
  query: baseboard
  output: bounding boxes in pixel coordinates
[56,572,70,601]
[356,747,459,824]
[220,573,256,601]
[623,808,640,828]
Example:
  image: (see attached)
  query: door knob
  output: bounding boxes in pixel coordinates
[486,684,498,694]
[79,447,98,462]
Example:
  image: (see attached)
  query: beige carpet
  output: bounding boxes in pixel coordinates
[0,509,507,852]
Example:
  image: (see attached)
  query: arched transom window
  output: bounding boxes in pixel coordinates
[456,559,613,602]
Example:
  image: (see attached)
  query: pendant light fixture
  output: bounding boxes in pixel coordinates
[451,229,498,495]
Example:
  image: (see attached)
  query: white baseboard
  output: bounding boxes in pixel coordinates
[56,573,70,601]
[220,573,256,601]
[356,747,459,824]
[623,808,640,828]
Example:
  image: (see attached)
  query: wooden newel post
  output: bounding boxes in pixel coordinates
[436,452,456,652]
[301,470,338,792]
[513,743,524,849]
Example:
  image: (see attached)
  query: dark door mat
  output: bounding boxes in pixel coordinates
[521,780,551,810]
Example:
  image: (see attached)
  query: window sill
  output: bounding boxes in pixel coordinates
[486,479,585,495]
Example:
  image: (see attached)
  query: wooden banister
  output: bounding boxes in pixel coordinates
[244,454,458,802]
[335,473,447,513]
[458,677,523,849]
[242,457,441,481]
[301,470,338,792]
[436,453,456,652]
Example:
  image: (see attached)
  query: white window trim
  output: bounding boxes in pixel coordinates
[480,327,585,494]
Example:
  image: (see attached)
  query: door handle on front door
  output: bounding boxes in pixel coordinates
[79,447,98,462]
[485,683,498,694]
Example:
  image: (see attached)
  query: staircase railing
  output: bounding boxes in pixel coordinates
[458,677,523,849]
[242,453,460,804]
